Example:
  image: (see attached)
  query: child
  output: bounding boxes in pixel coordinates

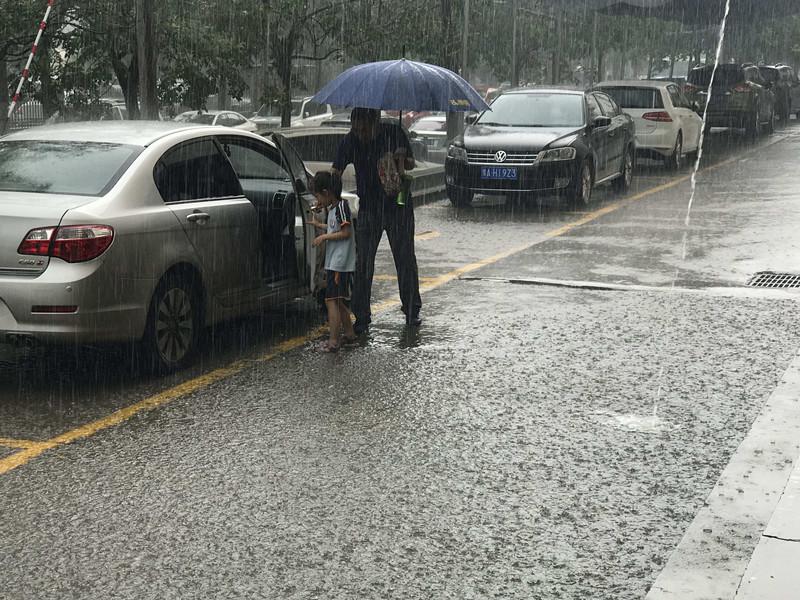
[308,171,356,352]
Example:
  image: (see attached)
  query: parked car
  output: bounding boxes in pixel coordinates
[0,122,321,371]
[409,113,448,163]
[181,110,258,132]
[775,64,800,119]
[757,65,791,121]
[445,88,635,208]
[596,80,702,170]
[684,63,774,136]
[251,97,333,131]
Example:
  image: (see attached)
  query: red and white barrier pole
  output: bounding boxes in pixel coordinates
[7,0,56,120]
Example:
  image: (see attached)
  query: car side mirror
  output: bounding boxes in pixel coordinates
[465,113,478,125]
[592,115,612,128]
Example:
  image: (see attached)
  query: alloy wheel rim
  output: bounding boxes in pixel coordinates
[625,151,633,185]
[582,165,592,204]
[155,288,193,363]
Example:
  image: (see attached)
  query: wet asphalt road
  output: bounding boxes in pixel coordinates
[2,122,800,599]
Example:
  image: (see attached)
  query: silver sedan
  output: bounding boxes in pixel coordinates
[0,122,320,371]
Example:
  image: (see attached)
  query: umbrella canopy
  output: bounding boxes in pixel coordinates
[312,59,490,113]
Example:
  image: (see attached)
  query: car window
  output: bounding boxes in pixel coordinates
[220,138,292,180]
[586,94,602,121]
[227,114,245,125]
[594,92,619,116]
[600,87,664,109]
[666,85,690,109]
[0,141,140,196]
[154,138,242,202]
[188,113,216,125]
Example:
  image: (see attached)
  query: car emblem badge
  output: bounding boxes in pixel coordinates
[495,150,507,163]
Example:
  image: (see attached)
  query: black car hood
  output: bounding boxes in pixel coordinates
[461,125,583,152]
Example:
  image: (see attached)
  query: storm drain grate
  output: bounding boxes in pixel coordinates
[747,272,800,288]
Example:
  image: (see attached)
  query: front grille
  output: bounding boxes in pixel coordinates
[746,272,800,288]
[466,150,538,165]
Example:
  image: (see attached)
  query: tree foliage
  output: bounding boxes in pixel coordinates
[3,0,799,122]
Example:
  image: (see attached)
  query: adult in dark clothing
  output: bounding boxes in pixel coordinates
[332,108,422,334]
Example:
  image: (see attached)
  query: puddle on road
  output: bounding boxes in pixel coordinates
[598,410,678,434]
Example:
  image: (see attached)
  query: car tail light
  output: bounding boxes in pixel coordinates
[642,111,673,122]
[732,83,750,93]
[18,225,114,263]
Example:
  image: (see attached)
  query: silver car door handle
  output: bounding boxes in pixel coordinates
[186,212,211,223]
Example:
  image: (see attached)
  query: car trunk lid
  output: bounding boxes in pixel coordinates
[0,191,94,276]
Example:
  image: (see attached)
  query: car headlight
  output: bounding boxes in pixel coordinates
[447,145,467,161]
[537,147,576,162]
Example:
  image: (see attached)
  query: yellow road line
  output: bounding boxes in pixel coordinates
[373,274,438,283]
[0,148,762,476]
[0,438,48,450]
[415,230,440,240]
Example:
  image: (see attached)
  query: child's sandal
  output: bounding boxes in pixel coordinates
[317,341,340,353]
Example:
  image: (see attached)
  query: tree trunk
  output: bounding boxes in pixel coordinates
[0,55,9,134]
[111,52,140,119]
[136,0,159,119]
[37,34,59,118]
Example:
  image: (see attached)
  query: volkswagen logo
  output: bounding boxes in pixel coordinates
[494,150,507,163]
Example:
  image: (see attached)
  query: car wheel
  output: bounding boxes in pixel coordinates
[447,187,473,208]
[665,132,683,171]
[141,272,202,373]
[613,146,634,192]
[569,161,593,208]
[745,110,760,139]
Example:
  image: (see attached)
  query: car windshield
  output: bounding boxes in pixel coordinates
[256,104,281,117]
[688,65,744,87]
[599,87,664,109]
[0,141,140,195]
[291,101,303,117]
[188,113,216,125]
[477,93,584,127]
[411,119,446,132]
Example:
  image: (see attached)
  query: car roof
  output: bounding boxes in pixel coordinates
[503,87,585,96]
[597,80,673,89]
[0,121,252,146]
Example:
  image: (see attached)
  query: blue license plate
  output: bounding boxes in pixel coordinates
[480,166,518,180]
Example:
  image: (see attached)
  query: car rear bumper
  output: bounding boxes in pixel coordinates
[445,160,577,194]
[0,259,153,345]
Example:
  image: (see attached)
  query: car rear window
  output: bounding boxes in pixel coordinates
[688,65,744,88]
[411,119,447,132]
[598,87,663,109]
[0,141,140,196]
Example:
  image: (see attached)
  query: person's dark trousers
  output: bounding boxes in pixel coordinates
[352,200,422,331]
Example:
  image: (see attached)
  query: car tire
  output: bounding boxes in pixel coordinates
[665,132,683,171]
[613,146,634,193]
[447,187,473,208]
[568,160,593,208]
[745,110,760,139]
[140,272,202,373]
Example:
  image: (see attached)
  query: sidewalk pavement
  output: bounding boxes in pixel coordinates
[646,350,800,599]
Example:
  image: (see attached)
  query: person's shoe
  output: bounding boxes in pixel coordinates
[405,315,422,327]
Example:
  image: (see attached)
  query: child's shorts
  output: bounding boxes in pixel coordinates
[325,270,352,301]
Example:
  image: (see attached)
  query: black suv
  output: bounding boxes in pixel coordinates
[684,64,775,136]
[444,88,635,208]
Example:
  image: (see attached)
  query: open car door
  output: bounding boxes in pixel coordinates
[270,133,320,296]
